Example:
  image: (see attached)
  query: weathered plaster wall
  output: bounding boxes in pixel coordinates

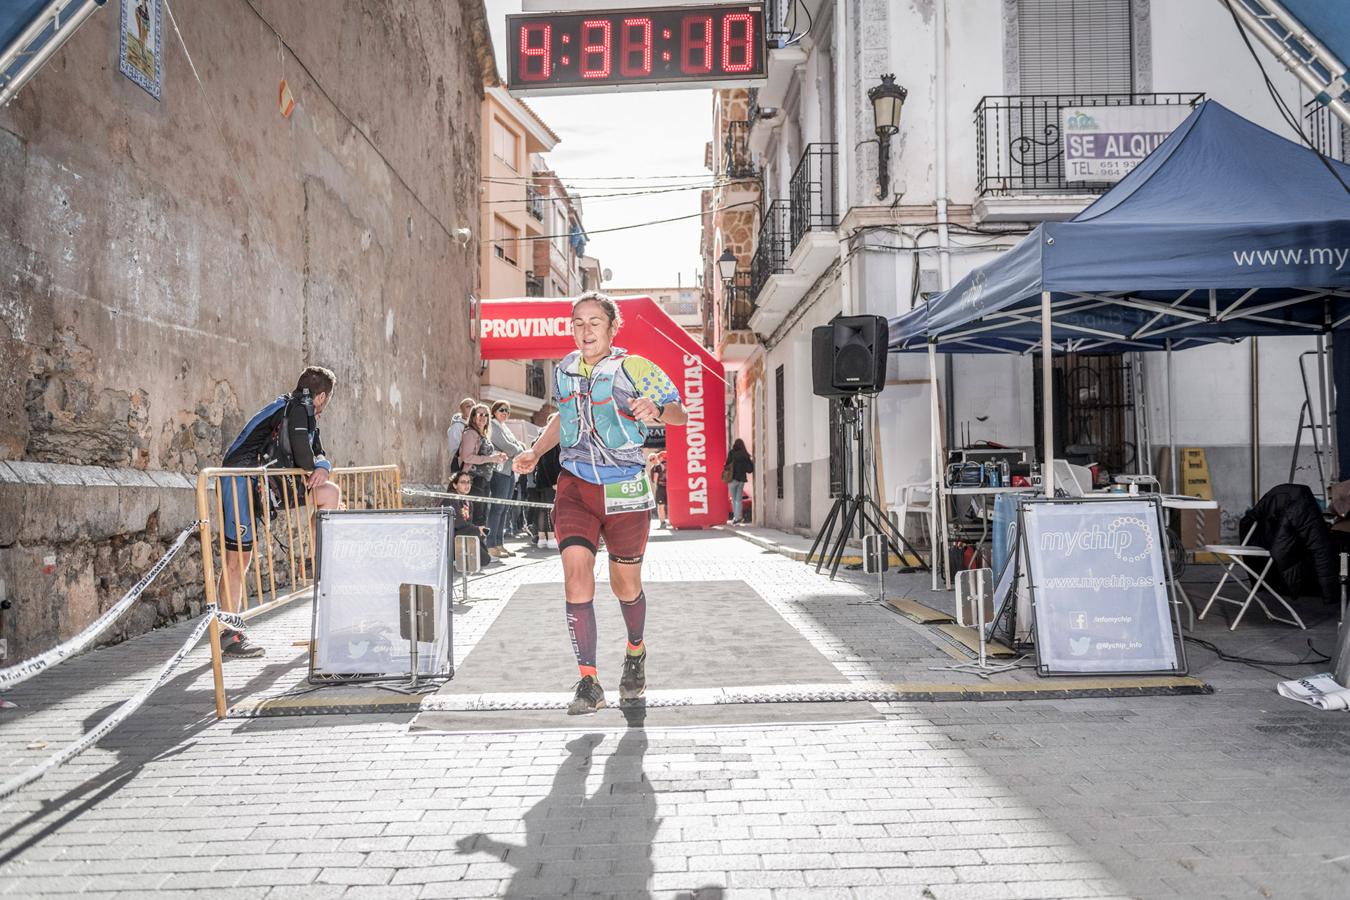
[0,1,487,662]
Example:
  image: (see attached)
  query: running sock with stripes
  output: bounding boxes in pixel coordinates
[566,599,598,678]
[618,589,646,651]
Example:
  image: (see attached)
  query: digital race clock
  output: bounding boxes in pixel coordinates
[506,4,766,94]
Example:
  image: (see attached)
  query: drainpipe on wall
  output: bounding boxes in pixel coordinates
[835,0,852,316]
[934,0,955,449]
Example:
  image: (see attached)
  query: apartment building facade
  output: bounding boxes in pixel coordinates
[704,0,1339,537]
[478,87,592,424]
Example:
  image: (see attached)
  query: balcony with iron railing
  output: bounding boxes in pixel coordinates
[525,362,547,399]
[718,269,757,361]
[763,0,793,45]
[723,270,754,331]
[1308,102,1348,162]
[788,142,837,252]
[526,183,545,221]
[723,120,755,179]
[746,144,838,334]
[974,92,1203,219]
[525,272,544,297]
[756,0,818,110]
[750,200,790,301]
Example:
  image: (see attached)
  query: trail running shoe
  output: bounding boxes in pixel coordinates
[221,628,265,659]
[620,648,647,701]
[567,675,606,715]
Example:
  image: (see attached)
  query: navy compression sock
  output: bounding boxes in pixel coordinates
[619,589,646,655]
[566,599,598,677]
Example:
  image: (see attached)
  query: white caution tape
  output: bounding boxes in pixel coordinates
[210,608,247,631]
[0,521,204,694]
[403,488,554,510]
[0,608,218,803]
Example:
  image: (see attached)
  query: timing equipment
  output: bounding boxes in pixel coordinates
[811,315,889,397]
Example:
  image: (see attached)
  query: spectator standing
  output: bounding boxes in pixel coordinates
[487,401,527,557]
[528,444,563,549]
[725,439,754,525]
[650,451,670,529]
[458,404,506,534]
[446,397,475,474]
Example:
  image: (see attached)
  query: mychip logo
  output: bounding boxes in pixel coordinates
[1039,515,1153,562]
[959,269,987,313]
[331,527,441,570]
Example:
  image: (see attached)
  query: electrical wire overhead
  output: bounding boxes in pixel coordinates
[479,181,746,205]
[502,200,757,242]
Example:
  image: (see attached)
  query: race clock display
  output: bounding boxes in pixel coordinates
[506,4,766,94]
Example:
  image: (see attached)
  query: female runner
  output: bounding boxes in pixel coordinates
[513,292,688,714]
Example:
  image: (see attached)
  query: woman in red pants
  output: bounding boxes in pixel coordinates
[513,292,688,715]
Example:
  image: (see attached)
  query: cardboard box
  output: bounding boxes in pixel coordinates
[1171,506,1220,550]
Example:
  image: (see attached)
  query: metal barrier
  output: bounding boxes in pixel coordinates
[195,464,402,717]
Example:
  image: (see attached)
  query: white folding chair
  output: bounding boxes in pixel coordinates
[891,481,933,547]
[1198,525,1306,631]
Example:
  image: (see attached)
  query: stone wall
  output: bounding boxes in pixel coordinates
[0,462,202,663]
[0,1,490,663]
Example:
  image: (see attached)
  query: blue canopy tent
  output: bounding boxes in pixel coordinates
[888,101,1350,587]
[895,101,1350,354]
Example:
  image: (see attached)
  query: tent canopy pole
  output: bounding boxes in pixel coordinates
[929,341,942,591]
[1042,291,1054,497]
[1167,338,1177,490]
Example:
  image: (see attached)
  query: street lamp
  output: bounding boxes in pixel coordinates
[717,247,738,284]
[867,73,907,199]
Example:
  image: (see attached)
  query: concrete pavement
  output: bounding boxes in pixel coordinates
[2,528,1349,898]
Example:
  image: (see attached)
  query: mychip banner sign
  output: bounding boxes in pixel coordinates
[1021,498,1184,675]
[1061,105,1191,183]
[310,509,453,682]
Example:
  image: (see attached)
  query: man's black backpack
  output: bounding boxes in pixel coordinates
[257,389,317,513]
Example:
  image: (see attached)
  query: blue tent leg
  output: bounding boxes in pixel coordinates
[1335,328,1350,481]
[1042,291,1054,498]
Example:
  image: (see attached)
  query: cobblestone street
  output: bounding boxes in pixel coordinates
[3,530,1350,899]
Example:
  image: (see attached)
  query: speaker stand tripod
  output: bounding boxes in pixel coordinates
[808,394,929,581]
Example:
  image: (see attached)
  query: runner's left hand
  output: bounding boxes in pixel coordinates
[630,397,662,425]
[307,467,330,490]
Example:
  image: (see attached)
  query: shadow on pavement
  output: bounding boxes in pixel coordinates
[0,652,300,865]
[453,711,723,898]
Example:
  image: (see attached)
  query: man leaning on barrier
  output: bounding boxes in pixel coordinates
[216,366,342,657]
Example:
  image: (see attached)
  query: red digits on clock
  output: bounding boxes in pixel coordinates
[680,15,713,75]
[519,22,551,81]
[722,13,754,73]
[580,19,612,79]
[620,17,652,77]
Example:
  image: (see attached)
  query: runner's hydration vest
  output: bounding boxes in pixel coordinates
[556,349,648,464]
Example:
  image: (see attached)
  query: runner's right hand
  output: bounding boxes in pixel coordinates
[513,449,537,474]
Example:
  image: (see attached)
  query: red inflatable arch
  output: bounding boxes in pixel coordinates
[479,297,729,530]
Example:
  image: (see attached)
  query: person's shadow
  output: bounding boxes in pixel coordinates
[456,705,725,898]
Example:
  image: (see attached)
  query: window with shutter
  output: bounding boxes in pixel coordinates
[493,216,520,267]
[1017,0,1134,94]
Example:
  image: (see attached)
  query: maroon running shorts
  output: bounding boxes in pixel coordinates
[553,471,651,564]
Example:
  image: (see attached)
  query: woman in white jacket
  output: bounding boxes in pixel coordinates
[486,400,528,557]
